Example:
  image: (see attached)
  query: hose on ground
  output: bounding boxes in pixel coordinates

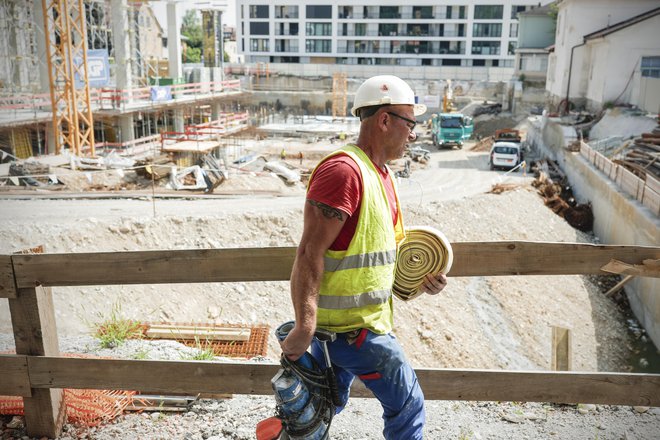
[393,226,453,301]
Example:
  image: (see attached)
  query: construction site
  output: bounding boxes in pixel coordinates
[0,1,659,439]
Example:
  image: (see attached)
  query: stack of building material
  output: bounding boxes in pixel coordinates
[614,126,660,181]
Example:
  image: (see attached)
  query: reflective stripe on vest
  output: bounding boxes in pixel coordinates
[311,144,405,334]
[324,249,397,272]
[318,288,392,309]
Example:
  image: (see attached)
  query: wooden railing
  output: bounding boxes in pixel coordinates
[2,242,660,437]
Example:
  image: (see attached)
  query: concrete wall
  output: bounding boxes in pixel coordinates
[518,14,555,49]
[527,116,660,350]
[585,15,660,112]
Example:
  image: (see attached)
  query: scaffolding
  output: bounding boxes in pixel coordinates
[332,72,347,119]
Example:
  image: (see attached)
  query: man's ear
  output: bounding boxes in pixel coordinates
[378,111,389,131]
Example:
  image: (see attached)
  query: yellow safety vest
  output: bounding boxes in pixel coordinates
[311,144,405,334]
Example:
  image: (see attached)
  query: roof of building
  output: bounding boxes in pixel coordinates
[518,2,556,17]
[583,6,660,40]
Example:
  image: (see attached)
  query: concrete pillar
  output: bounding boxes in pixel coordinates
[33,1,51,98]
[111,0,133,103]
[14,2,32,89]
[119,114,135,143]
[33,0,57,154]
[173,108,185,133]
[43,125,57,156]
[211,102,223,120]
[167,2,182,80]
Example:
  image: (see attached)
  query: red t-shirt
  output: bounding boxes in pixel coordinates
[307,154,398,251]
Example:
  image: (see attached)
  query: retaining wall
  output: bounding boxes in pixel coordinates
[527,116,660,349]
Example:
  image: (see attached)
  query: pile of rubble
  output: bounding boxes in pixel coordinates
[531,159,594,232]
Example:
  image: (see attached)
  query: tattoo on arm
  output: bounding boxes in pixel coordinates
[307,200,345,221]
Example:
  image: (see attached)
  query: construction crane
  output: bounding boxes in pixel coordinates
[42,0,95,157]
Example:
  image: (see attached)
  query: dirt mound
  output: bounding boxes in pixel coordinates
[473,114,526,139]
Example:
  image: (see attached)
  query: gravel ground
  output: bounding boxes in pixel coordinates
[1,180,658,439]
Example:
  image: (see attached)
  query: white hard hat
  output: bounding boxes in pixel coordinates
[351,75,426,117]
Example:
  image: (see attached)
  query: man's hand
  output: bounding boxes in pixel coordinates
[420,272,448,296]
[279,325,314,361]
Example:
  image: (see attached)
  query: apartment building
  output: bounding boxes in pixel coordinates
[235,1,554,67]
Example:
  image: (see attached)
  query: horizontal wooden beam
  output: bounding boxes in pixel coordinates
[0,355,31,397]
[24,356,660,406]
[9,242,660,288]
[27,356,281,395]
[12,247,296,288]
[0,255,17,298]
[451,242,660,277]
[415,369,660,406]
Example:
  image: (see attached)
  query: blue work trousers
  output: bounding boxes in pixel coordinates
[311,329,425,439]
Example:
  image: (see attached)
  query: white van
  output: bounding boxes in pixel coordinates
[489,141,522,171]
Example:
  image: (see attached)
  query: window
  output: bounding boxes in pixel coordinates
[275,39,299,52]
[439,40,465,55]
[250,38,269,52]
[275,5,298,19]
[472,41,500,55]
[276,22,298,36]
[413,6,433,19]
[510,23,518,38]
[473,23,502,37]
[641,56,660,78]
[446,5,466,19]
[380,6,400,19]
[442,59,461,66]
[338,6,353,19]
[379,23,398,36]
[511,5,528,19]
[306,39,331,53]
[249,5,268,19]
[508,41,517,55]
[472,59,485,66]
[441,116,463,128]
[250,22,269,35]
[306,22,332,36]
[306,5,331,19]
[355,23,366,36]
[474,5,503,19]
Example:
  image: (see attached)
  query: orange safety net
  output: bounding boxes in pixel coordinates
[0,353,136,427]
[142,322,270,359]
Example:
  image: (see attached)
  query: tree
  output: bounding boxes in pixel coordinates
[181,10,203,63]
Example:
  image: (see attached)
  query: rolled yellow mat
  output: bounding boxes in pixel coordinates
[393,226,453,301]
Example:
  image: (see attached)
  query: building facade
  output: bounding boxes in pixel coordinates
[546,0,659,112]
[235,1,553,67]
[514,3,556,82]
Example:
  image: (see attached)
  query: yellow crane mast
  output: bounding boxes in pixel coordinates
[42,0,95,156]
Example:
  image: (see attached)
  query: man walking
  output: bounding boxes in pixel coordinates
[280,75,447,439]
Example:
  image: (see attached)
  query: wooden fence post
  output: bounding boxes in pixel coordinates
[552,326,572,371]
[8,247,65,438]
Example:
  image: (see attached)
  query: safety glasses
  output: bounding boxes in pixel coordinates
[386,112,417,131]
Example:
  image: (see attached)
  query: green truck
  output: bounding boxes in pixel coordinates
[430,113,474,149]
